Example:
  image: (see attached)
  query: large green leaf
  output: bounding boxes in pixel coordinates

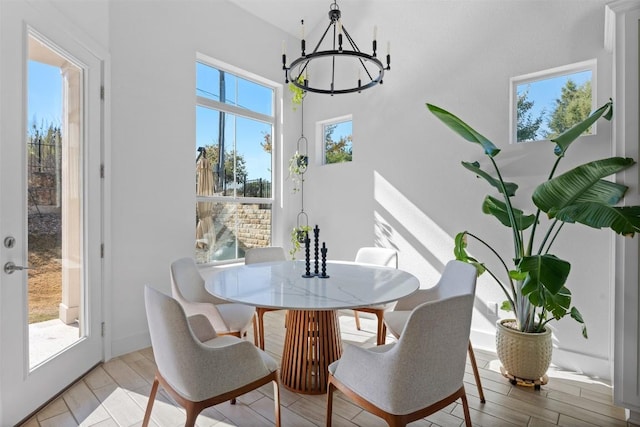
[482,196,536,231]
[536,286,571,319]
[427,104,500,157]
[532,157,636,216]
[570,307,588,338]
[519,254,570,296]
[453,232,486,274]
[554,203,640,236]
[462,161,518,196]
[572,180,628,205]
[552,100,613,157]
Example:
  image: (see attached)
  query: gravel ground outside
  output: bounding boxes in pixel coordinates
[28,212,61,324]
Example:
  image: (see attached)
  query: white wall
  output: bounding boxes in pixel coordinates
[6,0,615,378]
[107,0,296,355]
[298,0,614,378]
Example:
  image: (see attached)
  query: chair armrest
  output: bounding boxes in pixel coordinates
[186,339,276,401]
[187,314,217,342]
[179,300,229,333]
[333,343,396,393]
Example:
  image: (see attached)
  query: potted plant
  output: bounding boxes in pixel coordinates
[289,224,311,259]
[427,99,640,382]
[288,151,308,193]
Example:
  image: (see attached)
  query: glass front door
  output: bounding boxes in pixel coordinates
[0,3,104,423]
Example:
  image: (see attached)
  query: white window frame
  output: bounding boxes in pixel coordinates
[195,53,280,265]
[509,59,597,144]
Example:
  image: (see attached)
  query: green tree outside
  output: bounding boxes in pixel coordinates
[324,123,352,164]
[546,79,592,139]
[203,143,247,191]
[516,88,545,142]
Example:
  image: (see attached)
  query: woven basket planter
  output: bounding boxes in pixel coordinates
[496,319,552,381]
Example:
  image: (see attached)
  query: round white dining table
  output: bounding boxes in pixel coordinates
[206,260,419,394]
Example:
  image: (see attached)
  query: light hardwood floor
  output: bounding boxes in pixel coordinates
[20,311,635,427]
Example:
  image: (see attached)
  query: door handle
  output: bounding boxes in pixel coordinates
[4,261,31,274]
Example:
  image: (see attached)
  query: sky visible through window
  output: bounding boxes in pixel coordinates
[196,63,273,182]
[28,61,62,129]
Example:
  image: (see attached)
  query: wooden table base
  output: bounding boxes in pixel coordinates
[280,310,342,394]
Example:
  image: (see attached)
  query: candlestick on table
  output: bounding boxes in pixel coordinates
[320,242,329,278]
[302,236,313,278]
[313,225,320,275]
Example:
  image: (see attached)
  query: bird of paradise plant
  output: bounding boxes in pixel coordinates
[427,99,640,337]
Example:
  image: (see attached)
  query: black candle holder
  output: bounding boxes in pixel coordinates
[313,225,320,275]
[319,243,329,278]
[302,236,314,278]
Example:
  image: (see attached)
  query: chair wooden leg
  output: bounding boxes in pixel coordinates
[375,311,386,345]
[273,379,281,427]
[468,341,486,403]
[252,312,259,347]
[257,308,266,350]
[142,376,160,427]
[460,389,472,427]
[325,378,335,427]
[184,402,198,427]
[353,310,361,330]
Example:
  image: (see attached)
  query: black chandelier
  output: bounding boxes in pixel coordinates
[281,1,391,95]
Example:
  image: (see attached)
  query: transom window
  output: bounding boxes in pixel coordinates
[195,58,276,264]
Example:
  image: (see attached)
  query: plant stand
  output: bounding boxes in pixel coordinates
[500,366,548,390]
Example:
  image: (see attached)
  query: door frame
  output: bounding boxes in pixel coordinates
[606,0,640,422]
[0,1,111,424]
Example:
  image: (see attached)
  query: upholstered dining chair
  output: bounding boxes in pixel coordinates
[352,247,398,345]
[143,286,281,427]
[384,259,485,403]
[170,257,257,346]
[244,246,287,350]
[326,293,474,427]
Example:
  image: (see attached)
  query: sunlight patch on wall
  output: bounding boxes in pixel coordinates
[373,171,455,287]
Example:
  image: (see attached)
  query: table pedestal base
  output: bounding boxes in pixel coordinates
[280,310,342,394]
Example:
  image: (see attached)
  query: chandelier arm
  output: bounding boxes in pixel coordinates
[294,60,311,84]
[310,22,334,56]
[341,26,375,82]
[341,27,362,54]
[357,57,375,82]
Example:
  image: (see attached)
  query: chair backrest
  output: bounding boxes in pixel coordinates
[388,293,475,414]
[354,247,398,268]
[144,285,206,398]
[245,246,287,265]
[170,257,222,305]
[433,259,477,299]
[394,260,476,311]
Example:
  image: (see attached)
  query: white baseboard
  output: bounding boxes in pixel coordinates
[627,409,640,425]
[110,332,151,359]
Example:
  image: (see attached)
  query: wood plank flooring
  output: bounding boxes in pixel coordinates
[20,311,635,426]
